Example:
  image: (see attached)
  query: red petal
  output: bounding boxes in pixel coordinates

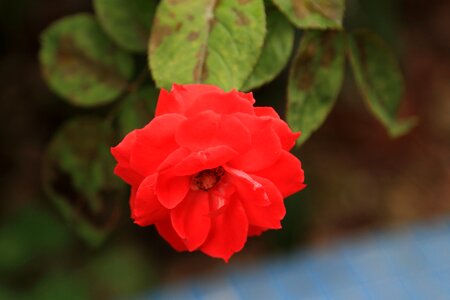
[237,175,285,229]
[175,111,251,153]
[252,151,305,197]
[270,119,300,151]
[172,146,237,176]
[155,172,190,209]
[229,114,282,172]
[114,165,144,187]
[154,89,181,116]
[173,84,224,107]
[157,145,237,177]
[254,107,280,118]
[111,130,137,164]
[130,113,186,176]
[155,218,187,252]
[200,198,248,262]
[157,147,191,172]
[225,166,270,206]
[208,179,235,214]
[129,186,138,219]
[132,175,169,226]
[111,131,143,186]
[185,91,254,117]
[233,90,255,105]
[155,84,224,116]
[171,191,211,251]
[253,108,300,150]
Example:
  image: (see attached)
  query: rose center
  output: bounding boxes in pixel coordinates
[191,167,225,191]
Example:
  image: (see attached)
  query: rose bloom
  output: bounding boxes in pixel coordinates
[111,84,305,261]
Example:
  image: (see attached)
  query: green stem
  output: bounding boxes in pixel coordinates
[104,68,150,126]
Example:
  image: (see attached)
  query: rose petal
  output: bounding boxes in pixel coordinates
[113,165,143,186]
[155,172,190,209]
[132,175,169,226]
[158,145,237,185]
[111,130,137,163]
[157,147,191,172]
[130,113,186,176]
[111,131,144,185]
[175,111,251,153]
[208,179,235,215]
[155,218,187,252]
[129,186,138,218]
[155,84,224,116]
[154,89,180,116]
[271,119,300,151]
[171,191,211,251]
[225,166,270,206]
[253,108,300,150]
[252,151,306,197]
[254,106,280,118]
[185,91,255,117]
[172,146,237,176]
[229,114,282,172]
[234,90,255,105]
[237,175,285,229]
[200,198,248,262]
[173,84,224,108]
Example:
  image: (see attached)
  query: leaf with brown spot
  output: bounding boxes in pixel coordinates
[42,117,125,246]
[150,18,176,50]
[39,14,134,107]
[272,0,345,29]
[94,0,157,52]
[287,30,345,145]
[234,8,250,26]
[148,0,266,90]
[348,30,417,137]
[187,31,200,41]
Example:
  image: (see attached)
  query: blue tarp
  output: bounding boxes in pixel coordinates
[141,218,450,300]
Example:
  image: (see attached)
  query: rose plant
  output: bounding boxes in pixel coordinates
[39,0,415,255]
[111,84,305,261]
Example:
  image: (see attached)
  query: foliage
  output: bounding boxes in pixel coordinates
[38,0,415,251]
[287,30,345,144]
[0,205,155,299]
[148,0,266,91]
[348,30,417,136]
[40,14,134,107]
[94,0,157,52]
[42,117,125,246]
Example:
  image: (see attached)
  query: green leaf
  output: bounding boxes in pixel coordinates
[242,7,294,91]
[39,14,135,107]
[271,0,345,29]
[0,205,73,274]
[348,30,417,137]
[0,285,17,300]
[94,0,157,52]
[86,245,154,298]
[42,117,125,246]
[287,30,345,145]
[149,0,266,91]
[116,85,158,138]
[32,270,89,300]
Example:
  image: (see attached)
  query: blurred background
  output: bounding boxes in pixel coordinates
[0,0,449,299]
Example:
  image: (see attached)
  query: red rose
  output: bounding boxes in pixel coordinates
[111,84,305,261]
